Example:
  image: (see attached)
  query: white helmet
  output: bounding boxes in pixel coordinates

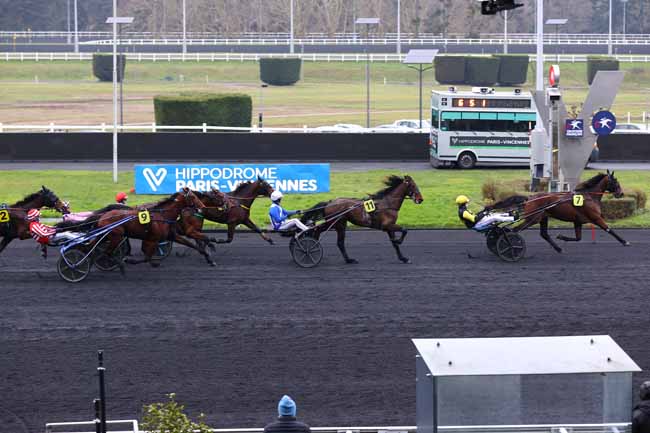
[271,191,283,202]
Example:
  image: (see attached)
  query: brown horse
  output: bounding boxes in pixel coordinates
[492,171,628,253]
[96,188,205,268]
[301,175,424,264]
[177,178,275,246]
[0,186,70,254]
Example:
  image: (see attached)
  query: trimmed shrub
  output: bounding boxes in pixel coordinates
[434,56,466,85]
[154,93,252,127]
[260,58,302,86]
[587,56,619,85]
[601,197,636,220]
[92,53,126,82]
[493,54,529,86]
[465,56,500,86]
[481,178,530,203]
[624,188,647,210]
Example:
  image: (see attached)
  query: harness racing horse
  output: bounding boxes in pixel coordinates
[96,188,205,268]
[0,186,70,254]
[301,175,424,264]
[181,178,275,245]
[491,171,628,253]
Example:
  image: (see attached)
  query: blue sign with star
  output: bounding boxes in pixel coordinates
[592,110,617,136]
[565,119,584,138]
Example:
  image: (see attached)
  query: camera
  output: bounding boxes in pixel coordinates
[480,0,524,15]
[546,88,562,103]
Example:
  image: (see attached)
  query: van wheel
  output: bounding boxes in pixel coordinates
[457,152,477,169]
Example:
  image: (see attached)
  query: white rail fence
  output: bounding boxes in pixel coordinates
[4,52,650,63]
[43,422,631,433]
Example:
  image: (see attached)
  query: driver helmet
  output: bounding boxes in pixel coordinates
[115,192,128,204]
[26,209,41,221]
[271,191,283,203]
[456,195,470,205]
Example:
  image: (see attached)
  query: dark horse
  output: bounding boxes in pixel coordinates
[176,178,275,246]
[491,171,628,253]
[96,188,205,268]
[301,175,424,264]
[0,186,70,254]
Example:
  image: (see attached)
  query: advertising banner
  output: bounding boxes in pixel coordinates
[135,163,330,194]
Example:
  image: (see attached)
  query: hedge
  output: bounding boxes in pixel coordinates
[92,53,126,82]
[587,56,620,85]
[434,56,466,85]
[154,93,252,127]
[494,54,529,85]
[601,197,637,220]
[465,56,500,86]
[260,58,302,86]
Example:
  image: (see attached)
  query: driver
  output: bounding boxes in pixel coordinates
[115,192,128,205]
[27,209,82,257]
[269,191,309,234]
[456,195,515,230]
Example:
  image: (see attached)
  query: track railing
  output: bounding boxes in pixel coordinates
[4,52,650,63]
[41,422,631,433]
[45,419,139,433]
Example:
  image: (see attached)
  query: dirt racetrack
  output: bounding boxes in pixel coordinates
[1,229,650,433]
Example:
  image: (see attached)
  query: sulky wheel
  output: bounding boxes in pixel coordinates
[57,247,91,283]
[486,228,500,255]
[496,232,526,262]
[291,236,323,268]
[93,238,128,272]
[154,241,173,260]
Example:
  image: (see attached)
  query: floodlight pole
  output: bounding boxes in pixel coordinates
[504,10,508,54]
[608,0,613,55]
[67,0,71,45]
[119,24,124,126]
[536,0,543,93]
[74,0,79,53]
[290,0,295,54]
[112,0,118,183]
[622,0,628,37]
[396,0,401,54]
[182,0,187,55]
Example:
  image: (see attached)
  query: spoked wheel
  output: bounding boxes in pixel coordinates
[496,232,526,262]
[291,236,323,268]
[94,239,128,272]
[154,241,173,260]
[57,247,91,283]
[486,228,500,255]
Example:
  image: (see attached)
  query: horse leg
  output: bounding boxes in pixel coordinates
[591,215,630,246]
[395,227,408,245]
[557,222,583,242]
[539,216,563,253]
[174,234,216,266]
[216,224,235,244]
[335,222,357,264]
[0,236,12,255]
[242,218,274,245]
[385,224,410,263]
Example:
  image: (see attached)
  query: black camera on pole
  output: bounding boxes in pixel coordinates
[480,0,524,15]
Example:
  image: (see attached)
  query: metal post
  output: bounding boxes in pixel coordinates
[94,399,101,433]
[397,0,401,54]
[536,0,543,92]
[622,0,627,37]
[366,32,370,128]
[418,65,423,129]
[119,24,124,126]
[67,0,71,45]
[556,25,560,63]
[290,0,295,54]
[182,0,187,55]
[608,0,613,55]
[97,351,107,433]
[504,10,508,54]
[259,84,267,128]
[112,0,118,183]
[74,0,79,53]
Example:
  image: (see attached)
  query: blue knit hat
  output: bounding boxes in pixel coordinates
[278,395,296,417]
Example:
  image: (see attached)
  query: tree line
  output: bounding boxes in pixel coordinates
[0,0,648,37]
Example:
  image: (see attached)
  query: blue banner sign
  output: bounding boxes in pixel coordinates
[135,164,330,195]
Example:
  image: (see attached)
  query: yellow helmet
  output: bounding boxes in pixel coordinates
[455,195,470,205]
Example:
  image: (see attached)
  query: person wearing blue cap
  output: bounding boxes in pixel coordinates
[263,395,311,433]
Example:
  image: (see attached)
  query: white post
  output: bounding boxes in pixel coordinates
[112,0,119,183]
[623,0,627,37]
[67,0,71,45]
[504,10,508,54]
[396,0,401,54]
[74,0,79,53]
[290,0,295,54]
[182,0,187,55]
[608,0,613,55]
[536,0,543,92]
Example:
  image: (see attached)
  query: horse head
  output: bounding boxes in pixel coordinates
[255,176,275,197]
[41,186,70,214]
[606,171,624,198]
[180,187,206,211]
[403,175,424,204]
